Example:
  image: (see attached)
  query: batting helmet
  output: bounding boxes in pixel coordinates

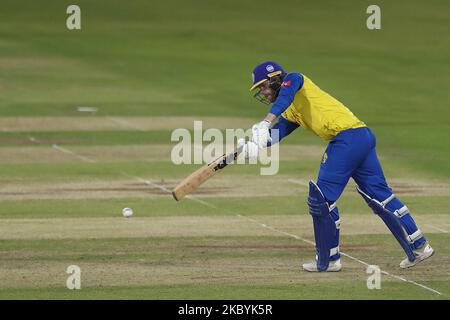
[250,61,286,91]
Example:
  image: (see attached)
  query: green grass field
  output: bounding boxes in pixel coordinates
[0,0,449,300]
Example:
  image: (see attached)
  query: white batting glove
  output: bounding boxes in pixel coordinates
[251,120,272,148]
[238,138,259,160]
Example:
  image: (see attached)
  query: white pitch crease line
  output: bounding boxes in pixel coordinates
[425,224,448,233]
[236,214,442,296]
[287,179,310,187]
[52,144,97,163]
[184,194,217,208]
[25,135,96,163]
[121,173,216,208]
[27,136,42,144]
[106,117,146,131]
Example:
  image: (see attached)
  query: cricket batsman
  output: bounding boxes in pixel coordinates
[239,61,435,272]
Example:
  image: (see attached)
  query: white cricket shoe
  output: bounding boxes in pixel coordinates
[400,242,435,269]
[302,259,342,272]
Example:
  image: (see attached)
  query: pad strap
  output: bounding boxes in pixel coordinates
[335,219,341,230]
[407,229,423,243]
[330,246,339,256]
[316,245,340,260]
[380,194,395,207]
[329,202,337,212]
[394,206,409,218]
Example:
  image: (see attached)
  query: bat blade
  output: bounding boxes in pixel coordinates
[172,145,243,201]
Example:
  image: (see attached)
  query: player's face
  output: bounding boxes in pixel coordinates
[254,81,276,104]
[260,82,276,102]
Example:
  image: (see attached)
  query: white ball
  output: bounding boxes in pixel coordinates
[122,207,133,218]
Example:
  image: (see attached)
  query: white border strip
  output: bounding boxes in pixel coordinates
[25,135,97,163]
[106,117,145,131]
[287,179,309,187]
[120,173,217,208]
[52,144,96,163]
[425,224,448,233]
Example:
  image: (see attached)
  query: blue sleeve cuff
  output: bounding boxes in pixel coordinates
[268,116,299,146]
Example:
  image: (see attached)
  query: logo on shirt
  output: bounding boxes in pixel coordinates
[266,65,274,72]
[281,80,291,87]
[322,152,328,164]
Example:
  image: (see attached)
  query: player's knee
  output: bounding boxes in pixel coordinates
[316,177,346,203]
[308,180,336,217]
[356,186,408,217]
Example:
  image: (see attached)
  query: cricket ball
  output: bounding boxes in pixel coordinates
[122,207,133,218]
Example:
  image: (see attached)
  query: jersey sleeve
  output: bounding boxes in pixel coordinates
[267,116,300,146]
[269,72,304,117]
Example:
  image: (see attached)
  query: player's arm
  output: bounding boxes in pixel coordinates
[240,116,299,159]
[253,73,304,146]
[267,72,304,120]
[267,116,300,146]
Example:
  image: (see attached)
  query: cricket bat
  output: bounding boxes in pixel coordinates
[172,145,244,201]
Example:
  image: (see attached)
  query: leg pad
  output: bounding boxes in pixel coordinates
[308,181,339,271]
[356,186,416,261]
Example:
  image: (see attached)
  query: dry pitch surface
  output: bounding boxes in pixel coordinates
[0,117,448,300]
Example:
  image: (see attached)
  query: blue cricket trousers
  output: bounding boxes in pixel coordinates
[316,127,425,257]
